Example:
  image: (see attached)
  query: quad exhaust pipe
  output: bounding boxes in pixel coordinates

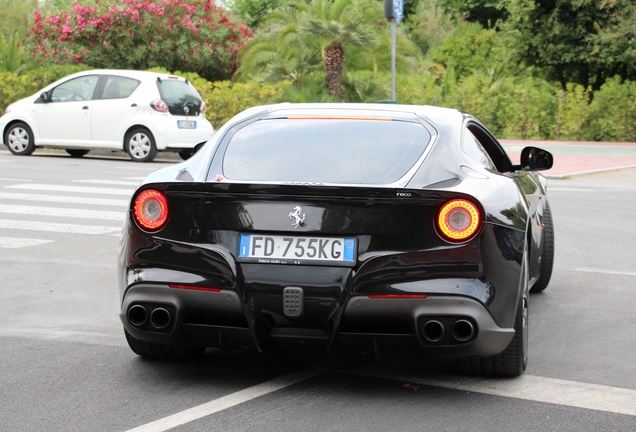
[128,305,148,326]
[421,318,476,344]
[422,320,445,343]
[451,319,475,342]
[150,307,171,329]
[127,305,172,330]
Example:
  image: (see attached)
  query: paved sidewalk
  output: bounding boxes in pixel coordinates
[501,140,636,178]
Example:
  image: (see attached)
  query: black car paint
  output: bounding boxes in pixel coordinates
[118,104,550,362]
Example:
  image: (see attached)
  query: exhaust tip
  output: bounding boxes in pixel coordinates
[422,320,445,343]
[150,307,171,329]
[452,319,475,342]
[128,305,148,327]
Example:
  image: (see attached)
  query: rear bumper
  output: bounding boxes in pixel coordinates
[120,284,514,359]
[153,117,214,150]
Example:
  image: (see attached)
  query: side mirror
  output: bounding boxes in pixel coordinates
[39,91,50,103]
[520,146,553,171]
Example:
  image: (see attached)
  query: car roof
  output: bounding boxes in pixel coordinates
[220,102,468,135]
[70,69,187,80]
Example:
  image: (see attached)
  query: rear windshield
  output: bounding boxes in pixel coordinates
[156,80,201,105]
[222,118,432,184]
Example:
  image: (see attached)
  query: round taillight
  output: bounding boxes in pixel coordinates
[437,199,481,242]
[150,99,169,113]
[133,189,169,231]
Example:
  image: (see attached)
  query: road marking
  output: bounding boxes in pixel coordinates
[0,178,34,182]
[575,268,636,277]
[0,237,54,248]
[0,219,121,235]
[0,204,124,221]
[115,166,161,171]
[0,192,128,207]
[123,177,146,181]
[548,188,595,192]
[73,179,141,186]
[125,359,356,432]
[6,183,134,196]
[342,368,636,417]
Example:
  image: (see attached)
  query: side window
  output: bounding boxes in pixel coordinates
[50,75,99,102]
[100,76,140,99]
[462,128,497,170]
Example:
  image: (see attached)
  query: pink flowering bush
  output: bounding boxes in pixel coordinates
[29,0,252,81]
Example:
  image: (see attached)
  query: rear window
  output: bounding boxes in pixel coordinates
[156,80,201,105]
[100,75,140,99]
[222,118,432,184]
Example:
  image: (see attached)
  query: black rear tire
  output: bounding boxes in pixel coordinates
[124,329,205,359]
[178,149,195,160]
[66,149,90,158]
[5,122,35,156]
[530,202,554,293]
[457,251,529,377]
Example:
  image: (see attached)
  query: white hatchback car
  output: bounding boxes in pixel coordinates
[0,70,214,162]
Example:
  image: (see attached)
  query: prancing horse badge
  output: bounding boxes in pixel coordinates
[288,206,305,228]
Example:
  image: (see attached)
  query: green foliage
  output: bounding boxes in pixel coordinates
[406,0,460,56]
[556,84,590,141]
[438,0,507,28]
[206,80,287,128]
[238,0,422,96]
[342,71,390,102]
[0,64,89,113]
[501,0,636,90]
[584,78,636,142]
[228,0,280,28]
[0,0,38,38]
[430,23,500,79]
[498,76,558,140]
[0,31,35,73]
[28,0,252,82]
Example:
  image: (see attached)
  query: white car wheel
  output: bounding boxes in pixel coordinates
[125,128,157,162]
[6,123,35,156]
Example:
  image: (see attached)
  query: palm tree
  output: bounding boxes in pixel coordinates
[300,0,376,99]
[238,0,422,101]
[238,2,323,86]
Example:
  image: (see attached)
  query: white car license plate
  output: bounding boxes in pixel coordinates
[238,234,355,264]
[178,120,196,129]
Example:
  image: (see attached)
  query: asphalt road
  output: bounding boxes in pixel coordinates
[1,148,635,431]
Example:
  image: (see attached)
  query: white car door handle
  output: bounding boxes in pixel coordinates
[82,106,89,110]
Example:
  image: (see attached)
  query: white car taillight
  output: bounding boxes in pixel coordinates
[150,99,169,113]
[200,101,206,116]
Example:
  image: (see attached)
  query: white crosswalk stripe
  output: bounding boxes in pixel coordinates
[0,192,128,207]
[0,204,124,221]
[6,183,134,195]
[0,219,121,235]
[0,237,54,249]
[73,179,141,186]
[1,178,134,247]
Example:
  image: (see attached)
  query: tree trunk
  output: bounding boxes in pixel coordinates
[324,41,345,100]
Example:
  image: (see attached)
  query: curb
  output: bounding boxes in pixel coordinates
[544,164,636,179]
